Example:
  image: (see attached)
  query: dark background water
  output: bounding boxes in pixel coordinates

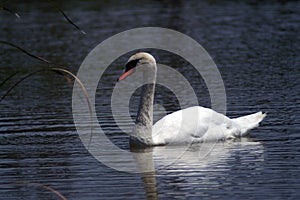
[0,0,300,199]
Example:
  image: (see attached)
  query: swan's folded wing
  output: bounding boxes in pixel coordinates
[152,106,221,144]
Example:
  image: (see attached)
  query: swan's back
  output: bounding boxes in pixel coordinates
[152,106,266,145]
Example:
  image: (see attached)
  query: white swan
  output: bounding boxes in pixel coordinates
[117,52,266,147]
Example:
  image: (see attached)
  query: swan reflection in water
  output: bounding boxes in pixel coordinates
[133,139,264,199]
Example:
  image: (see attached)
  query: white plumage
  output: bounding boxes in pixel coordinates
[153,106,266,145]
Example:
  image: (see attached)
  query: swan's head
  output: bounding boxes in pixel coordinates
[117,52,156,81]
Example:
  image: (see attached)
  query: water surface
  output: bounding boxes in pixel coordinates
[0,0,300,199]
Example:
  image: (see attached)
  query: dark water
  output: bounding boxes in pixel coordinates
[1,0,300,199]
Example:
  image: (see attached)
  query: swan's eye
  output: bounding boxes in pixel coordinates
[125,59,141,72]
[118,58,142,82]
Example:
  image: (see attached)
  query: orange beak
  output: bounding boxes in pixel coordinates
[117,68,135,81]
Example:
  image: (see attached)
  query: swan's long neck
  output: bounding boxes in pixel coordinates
[130,67,156,147]
[136,83,155,125]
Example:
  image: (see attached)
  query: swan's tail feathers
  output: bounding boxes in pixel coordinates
[233,111,267,136]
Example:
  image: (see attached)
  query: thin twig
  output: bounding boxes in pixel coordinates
[0,41,51,64]
[52,68,93,147]
[0,70,44,102]
[0,6,20,18]
[0,71,18,88]
[48,0,86,35]
[11,182,67,200]
[1,41,93,149]
[58,7,86,35]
